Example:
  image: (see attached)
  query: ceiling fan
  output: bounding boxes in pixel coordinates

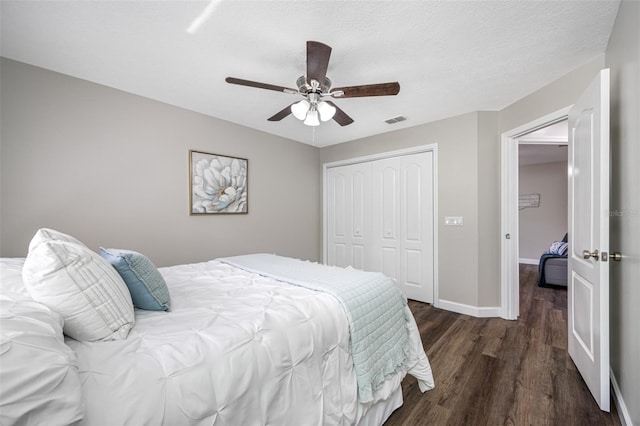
[225,41,400,127]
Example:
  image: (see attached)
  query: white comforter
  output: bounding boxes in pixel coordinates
[219,254,421,403]
[59,260,433,425]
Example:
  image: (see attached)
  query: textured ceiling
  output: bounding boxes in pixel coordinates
[0,1,620,147]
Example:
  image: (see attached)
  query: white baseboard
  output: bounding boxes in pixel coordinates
[519,258,540,265]
[611,369,632,426]
[438,299,501,318]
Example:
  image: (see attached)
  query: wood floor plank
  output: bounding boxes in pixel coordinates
[385,264,620,425]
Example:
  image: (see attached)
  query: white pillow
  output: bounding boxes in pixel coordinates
[0,296,83,425]
[22,239,135,342]
[28,227,87,252]
[29,228,86,255]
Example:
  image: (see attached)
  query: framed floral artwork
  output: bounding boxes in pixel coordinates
[189,150,248,214]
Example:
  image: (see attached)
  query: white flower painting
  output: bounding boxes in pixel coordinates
[190,151,248,214]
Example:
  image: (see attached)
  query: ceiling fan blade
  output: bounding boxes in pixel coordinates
[306,41,332,85]
[331,82,400,98]
[267,104,294,121]
[225,77,297,94]
[326,101,354,126]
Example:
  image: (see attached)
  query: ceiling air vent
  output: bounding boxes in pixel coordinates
[385,116,407,124]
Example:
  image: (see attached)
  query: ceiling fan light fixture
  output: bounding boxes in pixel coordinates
[304,109,320,126]
[291,100,310,120]
[225,41,400,128]
[317,101,336,122]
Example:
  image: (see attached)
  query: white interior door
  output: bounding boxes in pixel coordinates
[568,68,610,411]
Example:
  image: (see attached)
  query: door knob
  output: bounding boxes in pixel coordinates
[611,252,622,261]
[582,249,599,261]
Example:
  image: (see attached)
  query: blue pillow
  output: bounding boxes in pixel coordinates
[548,241,568,256]
[99,248,171,311]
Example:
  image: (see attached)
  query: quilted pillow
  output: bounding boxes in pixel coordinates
[548,241,568,256]
[100,248,171,311]
[22,239,135,342]
[0,296,83,425]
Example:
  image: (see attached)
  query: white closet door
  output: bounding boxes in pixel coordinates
[326,163,371,270]
[326,151,434,304]
[400,152,434,303]
[371,157,401,281]
[371,152,434,303]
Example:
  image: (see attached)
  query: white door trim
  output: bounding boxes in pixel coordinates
[500,107,571,320]
[322,144,439,307]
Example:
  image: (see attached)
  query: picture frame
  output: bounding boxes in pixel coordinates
[189,150,248,215]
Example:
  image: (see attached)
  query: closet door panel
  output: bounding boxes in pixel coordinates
[350,169,367,270]
[404,162,422,241]
[351,244,365,270]
[381,165,399,241]
[351,171,366,239]
[327,162,371,270]
[400,152,434,303]
[405,249,422,286]
[372,159,401,283]
[382,247,398,282]
[327,168,348,267]
[334,243,347,268]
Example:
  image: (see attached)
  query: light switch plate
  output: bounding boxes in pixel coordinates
[445,216,464,226]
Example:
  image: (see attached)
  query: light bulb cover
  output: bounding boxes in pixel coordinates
[304,109,320,126]
[291,100,310,120]
[317,101,336,122]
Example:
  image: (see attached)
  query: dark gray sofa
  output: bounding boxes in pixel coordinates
[537,234,568,287]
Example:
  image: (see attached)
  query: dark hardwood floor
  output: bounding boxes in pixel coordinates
[385,264,621,426]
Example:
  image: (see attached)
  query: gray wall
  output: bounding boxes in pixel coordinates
[0,58,321,267]
[606,0,640,423]
[499,56,606,133]
[518,161,568,261]
[477,111,501,307]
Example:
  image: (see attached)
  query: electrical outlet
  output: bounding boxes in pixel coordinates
[445,216,464,226]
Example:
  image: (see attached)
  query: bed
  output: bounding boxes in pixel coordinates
[0,229,434,426]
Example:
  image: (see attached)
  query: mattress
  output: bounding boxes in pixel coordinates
[64,259,434,425]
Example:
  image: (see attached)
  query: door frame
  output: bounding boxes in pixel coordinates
[322,143,439,307]
[500,107,571,320]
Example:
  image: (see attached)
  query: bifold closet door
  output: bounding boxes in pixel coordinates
[326,151,434,304]
[326,162,371,270]
[371,152,433,303]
